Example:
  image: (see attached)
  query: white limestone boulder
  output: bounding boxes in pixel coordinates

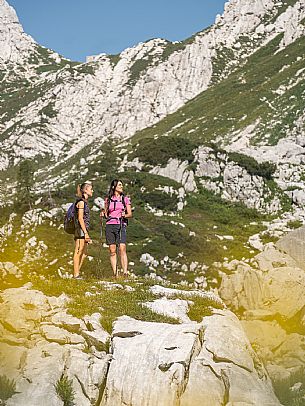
[142,297,192,323]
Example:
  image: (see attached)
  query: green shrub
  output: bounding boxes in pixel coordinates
[156,223,198,250]
[40,102,58,118]
[132,136,197,167]
[108,54,121,66]
[75,64,95,75]
[0,375,17,403]
[287,220,303,229]
[228,152,276,180]
[128,56,154,86]
[141,191,177,212]
[272,367,305,406]
[54,376,75,406]
[188,296,224,321]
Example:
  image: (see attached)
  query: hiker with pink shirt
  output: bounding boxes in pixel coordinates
[103,179,132,278]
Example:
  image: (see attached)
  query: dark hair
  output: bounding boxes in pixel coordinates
[76,182,92,198]
[107,179,123,200]
[104,179,123,215]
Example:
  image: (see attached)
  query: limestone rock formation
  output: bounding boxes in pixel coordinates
[219,231,305,390]
[0,284,111,406]
[276,224,305,270]
[0,281,281,405]
[101,311,279,406]
[0,0,304,170]
[0,0,35,64]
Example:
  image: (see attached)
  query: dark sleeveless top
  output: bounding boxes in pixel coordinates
[76,198,90,230]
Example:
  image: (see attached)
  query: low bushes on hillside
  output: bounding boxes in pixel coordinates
[228,152,276,180]
[132,136,197,167]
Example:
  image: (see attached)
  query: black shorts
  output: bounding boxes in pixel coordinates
[74,227,85,240]
[105,224,127,245]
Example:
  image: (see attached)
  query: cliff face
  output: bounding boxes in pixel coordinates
[0,0,35,63]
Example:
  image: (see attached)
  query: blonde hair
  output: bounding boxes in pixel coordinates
[76,181,92,198]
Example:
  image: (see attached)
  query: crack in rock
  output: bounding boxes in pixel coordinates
[177,325,206,399]
[112,331,143,338]
[75,374,92,404]
[205,346,253,373]
[95,348,113,406]
[221,369,230,406]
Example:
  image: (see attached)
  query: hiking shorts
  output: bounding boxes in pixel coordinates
[74,226,85,240]
[105,224,127,245]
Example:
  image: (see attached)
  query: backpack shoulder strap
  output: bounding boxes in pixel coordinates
[121,194,126,209]
[75,198,87,209]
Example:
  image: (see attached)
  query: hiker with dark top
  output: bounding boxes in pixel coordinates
[102,179,132,279]
[73,181,93,279]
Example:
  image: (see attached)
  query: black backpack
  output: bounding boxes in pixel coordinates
[64,202,76,234]
[64,198,87,234]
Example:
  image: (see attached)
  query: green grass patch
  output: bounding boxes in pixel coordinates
[188,296,224,321]
[128,55,154,86]
[287,220,303,229]
[0,375,17,403]
[31,277,179,333]
[108,54,121,67]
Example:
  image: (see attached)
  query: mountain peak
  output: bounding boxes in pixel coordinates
[0,0,36,64]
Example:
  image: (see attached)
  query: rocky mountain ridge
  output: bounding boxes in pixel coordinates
[0,0,304,172]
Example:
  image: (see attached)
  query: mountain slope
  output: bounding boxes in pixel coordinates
[0,0,304,171]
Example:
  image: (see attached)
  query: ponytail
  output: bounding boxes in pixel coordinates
[76,181,92,198]
[76,184,83,198]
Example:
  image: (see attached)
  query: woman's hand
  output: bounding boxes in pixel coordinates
[85,233,92,243]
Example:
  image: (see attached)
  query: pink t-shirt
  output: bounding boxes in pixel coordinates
[105,195,131,225]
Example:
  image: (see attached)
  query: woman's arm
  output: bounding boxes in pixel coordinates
[123,204,132,219]
[102,198,108,218]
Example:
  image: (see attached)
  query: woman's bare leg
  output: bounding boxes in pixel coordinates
[78,242,88,273]
[109,244,117,277]
[119,244,128,276]
[73,239,85,277]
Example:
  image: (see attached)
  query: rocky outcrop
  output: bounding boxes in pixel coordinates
[0,281,281,405]
[150,159,197,193]
[194,146,282,213]
[276,224,305,270]
[219,234,305,393]
[0,261,22,280]
[0,284,111,406]
[101,312,279,406]
[0,0,35,64]
[182,310,279,406]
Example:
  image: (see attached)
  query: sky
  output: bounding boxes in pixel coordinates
[9,0,227,62]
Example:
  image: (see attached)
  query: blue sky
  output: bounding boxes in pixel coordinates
[9,0,227,62]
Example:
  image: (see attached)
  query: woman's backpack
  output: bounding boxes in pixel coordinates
[64,203,76,234]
